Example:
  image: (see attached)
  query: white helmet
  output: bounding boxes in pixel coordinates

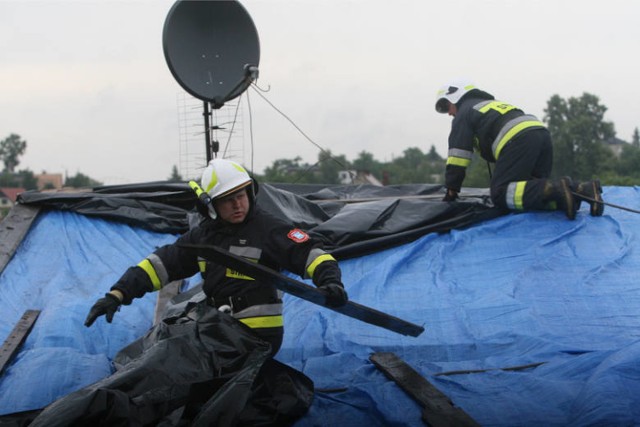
[435,79,476,113]
[201,158,252,200]
[200,159,253,219]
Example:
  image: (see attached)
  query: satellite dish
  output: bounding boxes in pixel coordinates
[162,0,260,108]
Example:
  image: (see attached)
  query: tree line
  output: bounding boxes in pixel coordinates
[255,92,640,187]
[0,134,183,190]
[2,92,639,190]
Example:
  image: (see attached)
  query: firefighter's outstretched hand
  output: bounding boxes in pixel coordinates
[84,292,122,327]
[318,282,348,307]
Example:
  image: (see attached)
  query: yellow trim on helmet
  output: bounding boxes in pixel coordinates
[204,169,219,194]
[137,259,162,291]
[239,315,284,329]
[232,163,247,174]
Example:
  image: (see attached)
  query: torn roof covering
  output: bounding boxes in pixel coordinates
[1,183,640,425]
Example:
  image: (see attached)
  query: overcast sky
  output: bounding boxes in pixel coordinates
[1,0,638,185]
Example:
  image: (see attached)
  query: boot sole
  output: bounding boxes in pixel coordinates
[590,180,604,216]
[560,178,576,220]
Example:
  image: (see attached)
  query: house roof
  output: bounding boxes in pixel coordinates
[1,184,639,425]
[605,136,628,146]
[0,187,25,203]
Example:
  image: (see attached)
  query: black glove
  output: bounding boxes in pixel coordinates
[442,188,459,202]
[84,293,122,327]
[318,282,348,307]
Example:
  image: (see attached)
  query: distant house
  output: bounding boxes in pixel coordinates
[36,173,64,190]
[604,136,628,158]
[0,187,25,214]
[338,170,383,186]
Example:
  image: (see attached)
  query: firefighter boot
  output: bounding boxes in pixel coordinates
[543,177,577,220]
[574,180,604,216]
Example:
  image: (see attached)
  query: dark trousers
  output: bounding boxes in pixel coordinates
[255,327,284,356]
[490,128,553,210]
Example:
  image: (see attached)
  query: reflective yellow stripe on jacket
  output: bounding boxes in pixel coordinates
[239,315,284,329]
[234,303,284,329]
[506,181,527,210]
[446,148,473,168]
[305,249,337,279]
[137,253,169,291]
[472,101,545,160]
[492,115,545,160]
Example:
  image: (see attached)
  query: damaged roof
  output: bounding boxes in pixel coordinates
[1,182,639,425]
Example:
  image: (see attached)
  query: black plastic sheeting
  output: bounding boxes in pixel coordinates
[17,181,502,260]
[3,182,500,426]
[27,300,314,427]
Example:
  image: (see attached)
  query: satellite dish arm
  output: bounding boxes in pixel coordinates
[211,64,259,109]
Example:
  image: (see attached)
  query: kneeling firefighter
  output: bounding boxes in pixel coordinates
[435,79,604,220]
[85,158,348,355]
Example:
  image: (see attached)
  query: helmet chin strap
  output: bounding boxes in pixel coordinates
[207,204,218,220]
[189,180,217,219]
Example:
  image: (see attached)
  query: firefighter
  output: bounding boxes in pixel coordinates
[435,79,604,220]
[85,158,348,356]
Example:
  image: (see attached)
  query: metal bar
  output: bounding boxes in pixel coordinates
[179,244,425,337]
[435,361,546,376]
[203,101,212,163]
[571,191,640,214]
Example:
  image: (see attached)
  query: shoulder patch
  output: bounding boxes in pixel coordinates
[287,228,309,243]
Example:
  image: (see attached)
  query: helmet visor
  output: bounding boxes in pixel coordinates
[214,180,252,200]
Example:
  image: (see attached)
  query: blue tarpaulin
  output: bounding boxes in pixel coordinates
[1,186,639,425]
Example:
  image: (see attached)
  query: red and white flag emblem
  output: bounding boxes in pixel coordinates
[287,228,309,243]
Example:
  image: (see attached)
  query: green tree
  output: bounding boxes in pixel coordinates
[16,169,38,190]
[462,155,492,188]
[168,165,183,182]
[425,145,443,162]
[0,169,37,190]
[383,146,444,184]
[262,156,308,183]
[632,127,640,148]
[386,147,426,184]
[352,151,382,178]
[0,171,18,187]
[316,150,349,184]
[612,143,640,180]
[543,93,615,180]
[0,133,27,173]
[65,172,103,188]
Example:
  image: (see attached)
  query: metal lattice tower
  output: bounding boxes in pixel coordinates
[176,93,246,181]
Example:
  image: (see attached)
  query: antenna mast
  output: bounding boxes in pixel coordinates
[162,0,260,165]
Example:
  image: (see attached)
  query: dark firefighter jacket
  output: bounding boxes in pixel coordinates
[111,204,341,332]
[445,95,545,192]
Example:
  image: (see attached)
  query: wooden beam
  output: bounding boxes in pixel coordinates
[370,352,479,427]
[0,204,41,275]
[0,310,41,377]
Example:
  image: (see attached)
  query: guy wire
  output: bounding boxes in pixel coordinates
[248,84,350,182]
